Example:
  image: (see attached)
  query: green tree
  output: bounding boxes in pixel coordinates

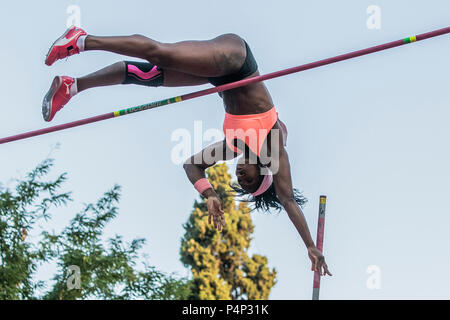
[0,159,190,300]
[180,163,276,300]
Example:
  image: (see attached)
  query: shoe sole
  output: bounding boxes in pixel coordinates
[42,76,62,122]
[45,27,74,66]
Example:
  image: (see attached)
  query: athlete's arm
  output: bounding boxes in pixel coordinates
[183,139,238,230]
[272,146,332,276]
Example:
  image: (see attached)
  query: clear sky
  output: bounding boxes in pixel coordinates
[0,1,449,299]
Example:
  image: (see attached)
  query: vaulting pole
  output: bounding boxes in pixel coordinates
[312,195,327,300]
[0,27,448,145]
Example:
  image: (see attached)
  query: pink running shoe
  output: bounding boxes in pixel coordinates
[42,76,75,122]
[45,26,87,66]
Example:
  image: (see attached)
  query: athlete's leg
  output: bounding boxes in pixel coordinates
[42,61,209,121]
[76,62,125,92]
[84,33,247,78]
[162,69,209,87]
[76,61,209,93]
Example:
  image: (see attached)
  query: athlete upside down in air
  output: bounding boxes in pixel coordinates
[42,26,332,276]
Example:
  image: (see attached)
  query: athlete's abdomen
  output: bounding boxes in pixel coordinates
[222,78,274,115]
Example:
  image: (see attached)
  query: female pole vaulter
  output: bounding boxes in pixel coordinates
[42,26,332,276]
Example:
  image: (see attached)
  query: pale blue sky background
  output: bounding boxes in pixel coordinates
[0,1,449,299]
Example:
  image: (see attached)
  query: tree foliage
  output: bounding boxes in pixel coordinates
[180,163,277,300]
[0,159,190,300]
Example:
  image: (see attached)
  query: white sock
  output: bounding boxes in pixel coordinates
[77,35,87,52]
[70,78,78,97]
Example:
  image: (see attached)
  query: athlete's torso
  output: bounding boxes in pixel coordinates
[221,71,274,115]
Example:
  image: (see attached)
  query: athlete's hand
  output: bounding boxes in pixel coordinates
[207,196,226,231]
[308,246,332,276]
